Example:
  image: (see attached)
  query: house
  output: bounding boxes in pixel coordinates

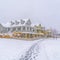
[0,19,57,39]
[0,19,45,39]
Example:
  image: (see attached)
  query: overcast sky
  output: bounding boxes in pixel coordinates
[0,0,60,32]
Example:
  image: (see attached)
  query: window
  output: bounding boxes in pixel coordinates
[27,27,29,31]
[11,28,16,32]
[31,28,35,32]
[23,26,25,31]
[30,27,32,31]
[7,28,10,31]
[18,27,21,31]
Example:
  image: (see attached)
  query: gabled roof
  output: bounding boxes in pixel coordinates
[2,19,32,27]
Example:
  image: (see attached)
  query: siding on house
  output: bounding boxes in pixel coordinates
[0,24,37,33]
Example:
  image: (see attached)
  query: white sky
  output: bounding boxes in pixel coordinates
[0,0,60,32]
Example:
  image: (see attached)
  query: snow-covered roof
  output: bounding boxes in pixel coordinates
[3,19,32,27]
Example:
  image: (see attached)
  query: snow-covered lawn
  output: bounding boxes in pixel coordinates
[36,38,60,60]
[0,38,38,60]
[0,38,60,60]
[20,38,60,60]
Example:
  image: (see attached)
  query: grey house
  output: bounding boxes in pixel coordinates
[0,19,38,33]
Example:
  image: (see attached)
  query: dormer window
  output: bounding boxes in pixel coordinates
[23,26,25,31]
[18,27,21,30]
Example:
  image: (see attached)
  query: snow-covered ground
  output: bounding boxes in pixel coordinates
[19,38,60,60]
[0,38,60,60]
[0,38,38,60]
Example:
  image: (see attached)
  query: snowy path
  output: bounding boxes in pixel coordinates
[19,38,60,60]
[19,39,44,60]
